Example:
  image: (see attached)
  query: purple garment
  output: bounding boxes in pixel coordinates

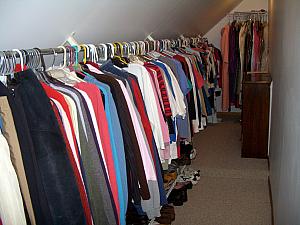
[228,21,239,105]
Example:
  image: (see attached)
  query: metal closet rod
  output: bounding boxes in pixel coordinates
[2,35,200,58]
[3,47,81,57]
[229,10,268,16]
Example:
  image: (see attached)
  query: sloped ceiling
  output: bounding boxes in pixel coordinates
[0,0,242,50]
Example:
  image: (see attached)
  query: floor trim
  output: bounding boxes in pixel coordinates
[268,175,275,225]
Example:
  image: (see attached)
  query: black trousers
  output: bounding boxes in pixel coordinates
[2,69,87,225]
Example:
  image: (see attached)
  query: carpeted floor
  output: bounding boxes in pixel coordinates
[172,120,272,225]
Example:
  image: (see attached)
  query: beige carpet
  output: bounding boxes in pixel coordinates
[173,120,272,225]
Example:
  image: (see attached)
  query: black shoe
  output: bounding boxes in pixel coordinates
[174,185,187,203]
[167,189,184,206]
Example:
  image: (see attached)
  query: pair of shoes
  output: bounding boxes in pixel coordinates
[126,213,149,225]
[180,142,193,159]
[161,205,175,220]
[163,171,177,183]
[184,168,200,181]
[126,203,149,225]
[155,205,175,224]
[179,168,200,185]
[155,216,172,225]
[179,174,198,185]
[174,156,191,166]
[176,178,193,189]
[167,183,188,206]
[168,160,179,172]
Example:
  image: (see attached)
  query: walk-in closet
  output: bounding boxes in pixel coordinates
[0,0,299,224]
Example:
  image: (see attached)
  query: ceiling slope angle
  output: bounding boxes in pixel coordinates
[0,0,242,49]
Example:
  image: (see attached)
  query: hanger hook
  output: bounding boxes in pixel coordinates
[57,46,66,68]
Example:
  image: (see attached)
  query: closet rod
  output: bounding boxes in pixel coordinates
[3,47,83,58]
[1,34,203,59]
[228,11,268,16]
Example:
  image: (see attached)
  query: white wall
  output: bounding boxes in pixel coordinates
[0,0,242,50]
[269,0,300,224]
[204,0,268,49]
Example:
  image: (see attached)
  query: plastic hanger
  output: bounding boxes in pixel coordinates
[135,42,139,55]
[126,42,132,56]
[93,44,99,62]
[12,49,24,71]
[139,41,145,55]
[98,43,108,61]
[88,44,99,62]
[2,52,9,75]
[34,48,42,69]
[86,44,94,62]
[145,41,150,54]
[113,43,119,56]
[83,44,91,61]
[47,46,80,84]
[64,46,72,67]
[79,44,87,64]
[3,52,10,75]
[3,51,16,79]
[89,44,99,63]
[106,43,115,58]
[72,45,79,68]
[46,48,57,71]
[57,46,67,69]
[26,50,34,69]
[116,42,124,56]
[0,51,6,75]
[122,42,129,57]
[132,42,137,55]
[129,42,136,55]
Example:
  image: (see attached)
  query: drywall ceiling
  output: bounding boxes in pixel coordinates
[0,0,242,50]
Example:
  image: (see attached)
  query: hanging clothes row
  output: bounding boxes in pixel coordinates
[221,10,269,110]
[0,36,221,225]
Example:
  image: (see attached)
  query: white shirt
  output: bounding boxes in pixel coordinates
[124,63,165,151]
[0,132,26,225]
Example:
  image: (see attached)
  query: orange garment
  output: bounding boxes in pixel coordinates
[221,25,230,111]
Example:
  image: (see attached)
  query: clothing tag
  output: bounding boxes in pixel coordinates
[0,76,7,86]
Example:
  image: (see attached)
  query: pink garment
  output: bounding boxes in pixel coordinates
[221,25,230,111]
[116,80,157,180]
[252,22,261,71]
